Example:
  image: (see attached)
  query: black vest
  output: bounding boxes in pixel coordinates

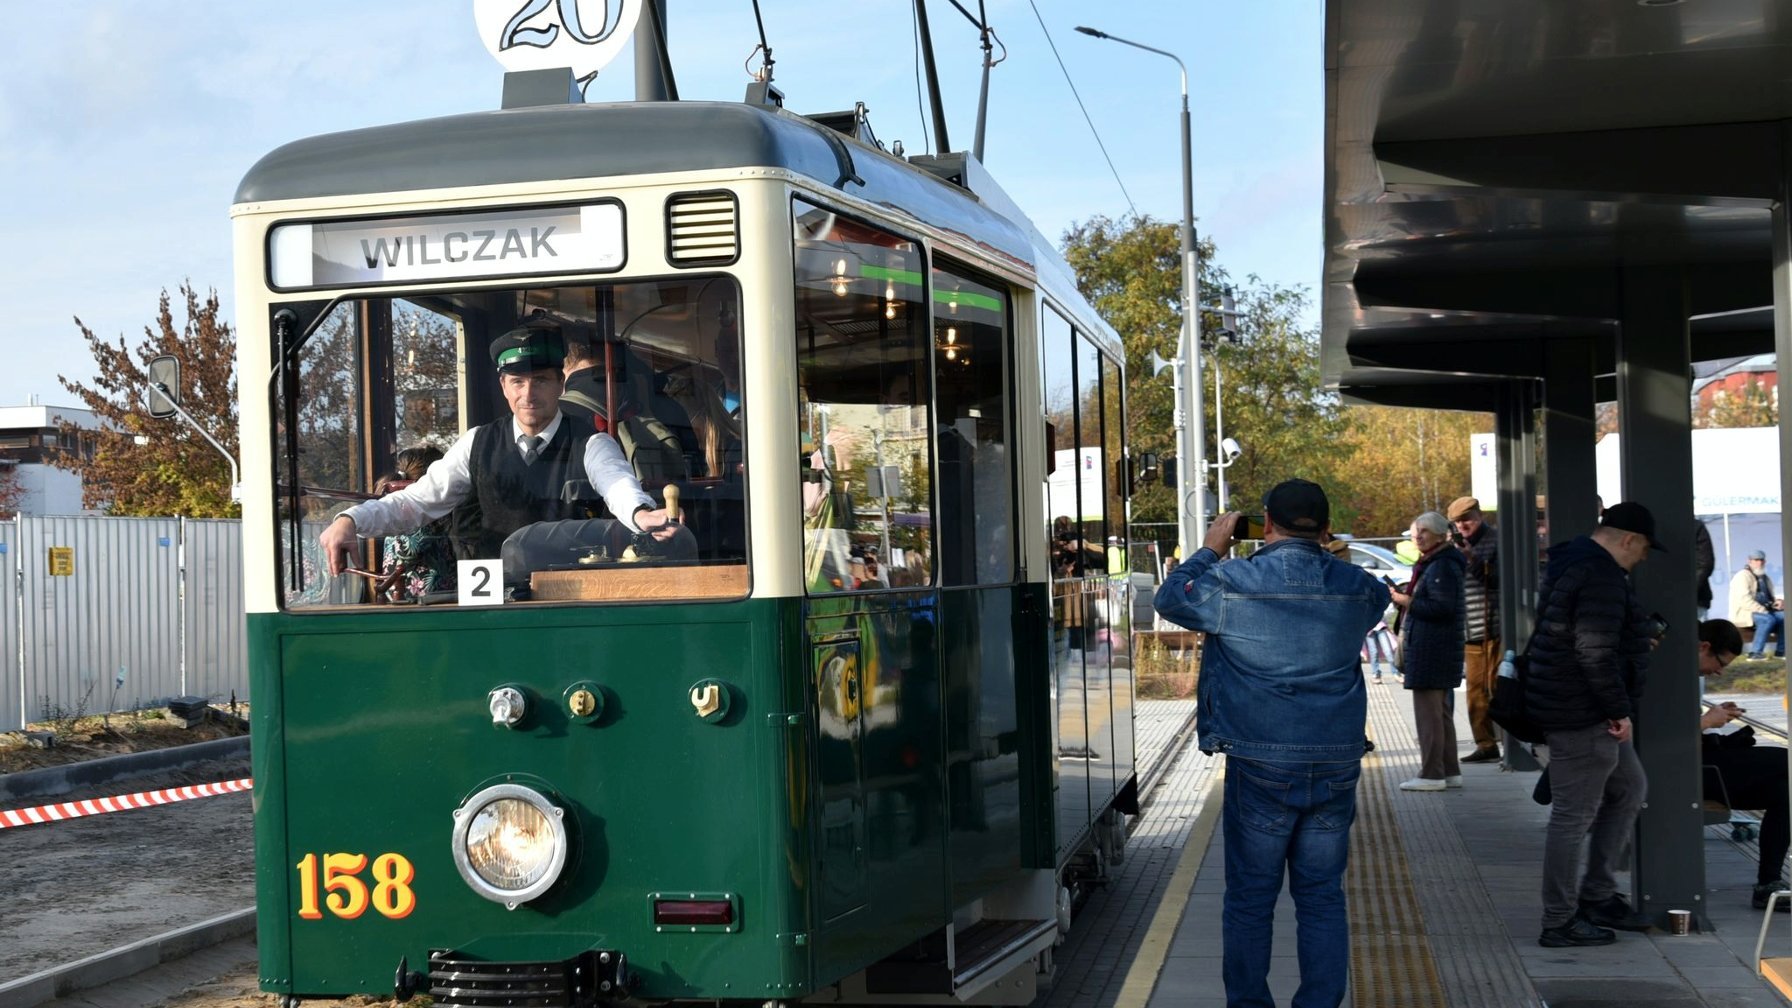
[459,415,592,559]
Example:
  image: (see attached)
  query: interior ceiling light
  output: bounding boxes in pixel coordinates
[1636,0,1684,6]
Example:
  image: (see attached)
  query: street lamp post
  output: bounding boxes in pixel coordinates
[1076,26,1206,559]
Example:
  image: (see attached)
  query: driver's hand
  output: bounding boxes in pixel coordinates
[634,508,680,541]
[318,515,359,576]
[1204,512,1243,556]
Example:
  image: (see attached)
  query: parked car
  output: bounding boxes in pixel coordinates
[1339,541,1413,588]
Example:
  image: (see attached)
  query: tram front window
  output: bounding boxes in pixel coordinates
[275,277,747,609]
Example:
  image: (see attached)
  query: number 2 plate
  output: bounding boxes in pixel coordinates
[459,559,504,607]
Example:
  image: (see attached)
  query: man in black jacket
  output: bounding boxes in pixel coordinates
[1528,501,1661,947]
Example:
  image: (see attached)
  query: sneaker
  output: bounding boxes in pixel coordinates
[1579,894,1652,931]
[1445,775,1463,788]
[1539,916,1617,947]
[1461,748,1501,763]
[1372,674,1383,684]
[1753,881,1792,911]
[1399,777,1446,791]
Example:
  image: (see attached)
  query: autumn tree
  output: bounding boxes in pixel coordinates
[1060,214,1346,530]
[0,466,23,513]
[1331,405,1492,537]
[1694,377,1778,429]
[55,283,239,517]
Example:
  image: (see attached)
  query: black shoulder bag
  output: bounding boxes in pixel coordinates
[1488,642,1547,745]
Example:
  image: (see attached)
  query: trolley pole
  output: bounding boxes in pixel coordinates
[1076,28,1206,557]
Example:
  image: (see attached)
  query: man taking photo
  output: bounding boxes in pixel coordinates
[1154,479,1389,1008]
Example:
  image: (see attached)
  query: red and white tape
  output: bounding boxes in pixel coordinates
[0,777,252,829]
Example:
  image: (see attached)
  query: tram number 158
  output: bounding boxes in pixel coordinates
[295,852,417,920]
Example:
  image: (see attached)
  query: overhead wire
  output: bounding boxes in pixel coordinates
[1025,0,1137,218]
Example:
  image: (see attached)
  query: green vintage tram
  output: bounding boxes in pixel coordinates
[237,74,1138,1007]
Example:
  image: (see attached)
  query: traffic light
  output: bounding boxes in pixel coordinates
[1161,455,1178,487]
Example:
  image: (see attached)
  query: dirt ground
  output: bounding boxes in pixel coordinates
[0,706,249,775]
[0,710,411,1007]
[0,705,256,1000]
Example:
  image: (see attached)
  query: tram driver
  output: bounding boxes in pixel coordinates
[318,322,680,578]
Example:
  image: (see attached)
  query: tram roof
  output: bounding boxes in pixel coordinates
[1321,0,1790,411]
[235,100,1037,276]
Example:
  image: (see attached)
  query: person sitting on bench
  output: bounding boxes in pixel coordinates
[1696,618,1791,911]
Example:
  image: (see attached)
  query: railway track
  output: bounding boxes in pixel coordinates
[1,701,1201,1008]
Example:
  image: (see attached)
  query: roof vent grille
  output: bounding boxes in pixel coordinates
[666,192,739,267]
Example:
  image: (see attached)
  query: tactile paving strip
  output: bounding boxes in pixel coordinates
[1357,679,1545,1007]
[1348,732,1448,1003]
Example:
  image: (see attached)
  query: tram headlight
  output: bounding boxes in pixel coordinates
[450,783,568,909]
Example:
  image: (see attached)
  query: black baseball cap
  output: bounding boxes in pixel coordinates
[1599,501,1666,552]
[1264,478,1329,534]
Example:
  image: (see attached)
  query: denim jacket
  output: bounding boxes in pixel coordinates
[1154,539,1391,762]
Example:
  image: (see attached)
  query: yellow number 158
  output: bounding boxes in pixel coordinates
[295,852,416,920]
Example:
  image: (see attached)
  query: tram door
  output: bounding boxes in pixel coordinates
[1043,304,1128,860]
[795,201,941,925]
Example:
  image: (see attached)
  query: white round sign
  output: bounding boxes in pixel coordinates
[473,0,645,81]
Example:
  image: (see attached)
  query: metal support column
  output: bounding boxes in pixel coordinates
[1769,136,1792,905]
[1616,265,1702,927]
[1495,380,1541,771]
[1541,337,1601,545]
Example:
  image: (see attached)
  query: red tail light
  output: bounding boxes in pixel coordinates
[654,899,734,926]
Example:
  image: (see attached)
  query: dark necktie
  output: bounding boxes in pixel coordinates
[521,435,544,464]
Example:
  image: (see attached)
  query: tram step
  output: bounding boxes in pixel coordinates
[864,918,1054,995]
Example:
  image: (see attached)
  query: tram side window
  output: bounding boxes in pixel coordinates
[1073,334,1108,556]
[932,259,1014,586]
[793,200,934,592]
[276,278,748,609]
[1042,306,1085,577]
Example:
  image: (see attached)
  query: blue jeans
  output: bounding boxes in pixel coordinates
[1222,756,1360,1008]
[1752,611,1785,657]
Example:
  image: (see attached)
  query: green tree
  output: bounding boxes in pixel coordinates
[1060,215,1345,529]
[55,283,238,517]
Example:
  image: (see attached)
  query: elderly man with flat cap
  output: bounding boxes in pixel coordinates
[1446,495,1502,763]
[319,321,676,576]
[1155,479,1389,1008]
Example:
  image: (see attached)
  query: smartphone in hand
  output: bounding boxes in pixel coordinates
[1238,514,1266,539]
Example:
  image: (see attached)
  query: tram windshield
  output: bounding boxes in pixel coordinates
[274,276,746,609]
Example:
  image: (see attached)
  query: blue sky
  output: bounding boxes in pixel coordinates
[0,1,1320,409]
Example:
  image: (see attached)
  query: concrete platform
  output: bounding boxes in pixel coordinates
[1120,679,1792,1007]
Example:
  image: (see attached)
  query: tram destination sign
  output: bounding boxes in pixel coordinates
[268,203,624,290]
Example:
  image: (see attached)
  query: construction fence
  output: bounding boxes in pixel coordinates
[0,516,246,733]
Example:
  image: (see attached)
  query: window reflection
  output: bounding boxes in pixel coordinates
[793,201,933,592]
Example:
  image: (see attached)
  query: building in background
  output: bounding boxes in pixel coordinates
[0,403,100,515]
[1694,354,1778,416]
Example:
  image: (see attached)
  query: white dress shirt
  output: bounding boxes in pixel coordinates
[341,413,655,538]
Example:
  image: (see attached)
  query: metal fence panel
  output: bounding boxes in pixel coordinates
[183,518,248,703]
[0,521,16,732]
[19,516,184,719]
